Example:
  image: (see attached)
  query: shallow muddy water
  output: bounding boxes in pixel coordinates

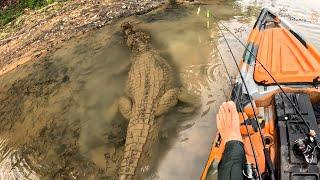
[0,0,320,179]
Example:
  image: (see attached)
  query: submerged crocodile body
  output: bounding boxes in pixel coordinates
[118,22,179,180]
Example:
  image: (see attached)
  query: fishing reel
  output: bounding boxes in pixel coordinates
[243,163,258,180]
[293,132,320,164]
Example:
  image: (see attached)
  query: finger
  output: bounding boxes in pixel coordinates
[228,101,240,129]
[224,103,231,128]
[221,102,229,128]
[227,101,237,112]
[218,105,225,129]
[220,102,226,121]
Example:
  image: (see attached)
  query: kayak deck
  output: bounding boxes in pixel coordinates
[253,27,320,85]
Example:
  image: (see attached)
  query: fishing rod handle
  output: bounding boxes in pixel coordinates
[263,148,276,180]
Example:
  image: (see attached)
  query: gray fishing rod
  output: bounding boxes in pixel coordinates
[214,44,262,180]
[215,27,264,180]
[210,13,276,180]
[206,9,262,180]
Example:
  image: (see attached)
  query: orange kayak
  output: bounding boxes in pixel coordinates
[201,8,320,180]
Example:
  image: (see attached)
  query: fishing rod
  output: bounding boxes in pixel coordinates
[207,11,262,179]
[211,14,276,180]
[215,24,272,180]
[214,45,262,180]
[204,8,267,180]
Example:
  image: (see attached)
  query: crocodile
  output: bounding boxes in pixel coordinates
[117,22,180,180]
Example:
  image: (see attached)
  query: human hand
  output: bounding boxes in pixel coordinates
[216,101,242,142]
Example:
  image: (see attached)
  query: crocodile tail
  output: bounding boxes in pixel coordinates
[119,120,160,179]
[119,122,150,179]
[121,22,151,52]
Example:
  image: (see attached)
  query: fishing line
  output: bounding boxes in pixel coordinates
[213,44,233,86]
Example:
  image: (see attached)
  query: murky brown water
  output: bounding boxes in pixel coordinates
[0,0,320,179]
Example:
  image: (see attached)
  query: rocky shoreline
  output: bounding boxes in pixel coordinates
[0,0,165,77]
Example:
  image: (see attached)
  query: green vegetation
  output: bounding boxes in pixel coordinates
[0,0,55,26]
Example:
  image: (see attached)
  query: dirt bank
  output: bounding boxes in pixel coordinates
[0,0,165,77]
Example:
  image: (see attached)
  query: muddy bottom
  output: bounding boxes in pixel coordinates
[0,20,127,179]
[0,57,103,179]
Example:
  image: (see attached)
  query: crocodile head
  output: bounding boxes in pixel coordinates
[121,22,151,53]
